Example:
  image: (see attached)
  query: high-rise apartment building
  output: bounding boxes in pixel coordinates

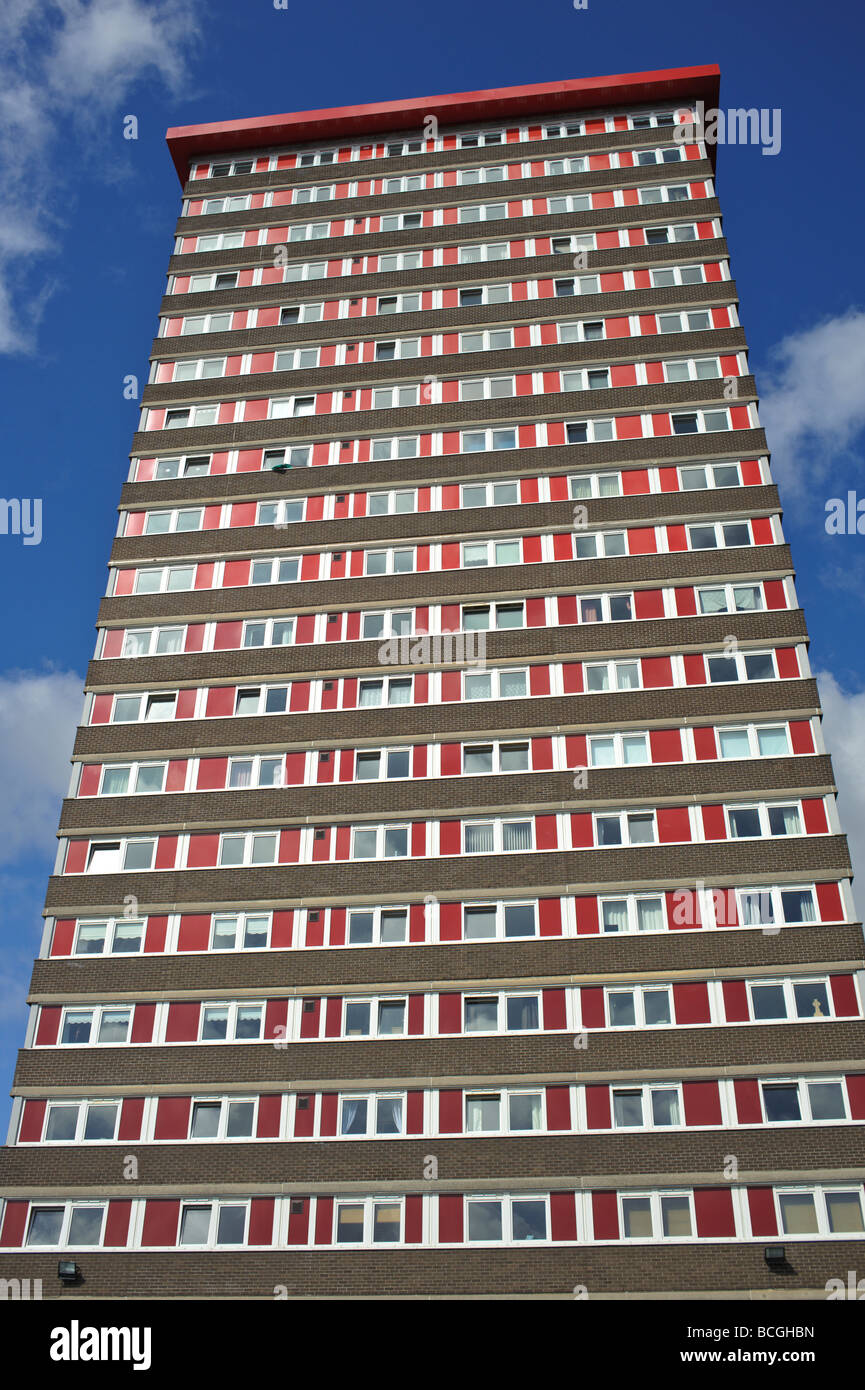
[1,65,863,1300]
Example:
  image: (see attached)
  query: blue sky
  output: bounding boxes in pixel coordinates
[1,0,864,1137]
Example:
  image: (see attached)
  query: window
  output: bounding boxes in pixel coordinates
[143,507,204,534]
[459,375,514,401]
[357,676,412,706]
[351,825,409,859]
[179,1202,248,1246]
[355,749,411,781]
[339,1094,404,1136]
[459,328,513,352]
[335,1200,403,1245]
[462,901,537,940]
[466,1196,548,1243]
[599,895,666,933]
[606,985,672,1027]
[343,998,407,1038]
[73,918,144,955]
[374,336,420,361]
[574,530,627,559]
[726,802,802,840]
[366,489,417,515]
[26,1204,107,1248]
[364,547,415,576]
[706,647,776,685]
[359,609,413,640]
[461,426,517,453]
[776,1188,864,1237]
[199,1002,264,1041]
[258,497,305,525]
[464,819,533,853]
[464,992,541,1033]
[241,618,295,648]
[612,1086,682,1128]
[579,592,633,623]
[620,1192,693,1239]
[209,912,270,950]
[463,667,528,700]
[232,685,289,716]
[58,1007,132,1045]
[134,565,195,594]
[687,521,751,551]
[86,838,156,872]
[42,1101,120,1143]
[462,602,525,630]
[463,742,529,775]
[218,832,278,867]
[657,309,713,333]
[460,479,519,509]
[569,471,620,499]
[346,907,408,945]
[680,461,742,490]
[747,977,837,1023]
[717,724,790,760]
[172,356,226,381]
[249,557,300,586]
[122,627,184,657]
[697,583,764,616]
[179,312,233,335]
[189,1098,256,1139]
[584,659,640,692]
[587,733,649,767]
[566,418,614,444]
[462,538,521,568]
[559,319,605,344]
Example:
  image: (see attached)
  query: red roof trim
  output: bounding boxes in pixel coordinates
[166,65,720,183]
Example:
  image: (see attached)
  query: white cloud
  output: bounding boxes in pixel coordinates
[814,669,865,909]
[758,310,865,495]
[0,669,83,864]
[0,0,200,354]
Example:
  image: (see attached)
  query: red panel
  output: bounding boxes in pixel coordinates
[682,1081,722,1126]
[265,1000,288,1042]
[523,535,543,564]
[545,1086,571,1131]
[734,1078,762,1125]
[439,902,461,941]
[657,806,691,843]
[64,841,87,874]
[676,588,698,617]
[104,1201,132,1248]
[570,812,593,848]
[542,988,567,1030]
[763,579,787,610]
[845,1075,865,1120]
[205,686,235,717]
[439,1090,462,1133]
[627,527,656,554]
[592,1191,619,1240]
[722,979,749,1022]
[50,919,76,957]
[439,994,461,1033]
[0,1202,28,1248]
[404,1195,423,1244]
[143,1195,182,1251]
[154,835,177,870]
[747,1187,778,1237]
[18,1100,46,1143]
[585,1086,611,1129]
[641,655,672,688]
[558,594,578,625]
[176,689,197,719]
[830,975,859,1017]
[35,1007,61,1046]
[535,814,557,849]
[78,764,100,797]
[439,820,461,855]
[694,1187,736,1237]
[526,597,546,626]
[411,995,428,1039]
[692,727,717,760]
[287,1198,310,1244]
[144,917,168,952]
[550,1192,577,1242]
[788,720,814,754]
[406,1091,424,1134]
[802,798,828,834]
[154,1097,191,1140]
[674,982,711,1024]
[440,743,461,777]
[118,1097,145,1140]
[649,728,682,762]
[538,898,562,936]
[187,833,219,868]
[633,588,665,619]
[320,1094,338,1136]
[314,1197,333,1245]
[177,914,211,952]
[438,1194,463,1244]
[214,621,242,650]
[196,757,227,791]
[574,896,599,935]
[248,1199,274,1246]
[581,986,605,1029]
[816,882,843,922]
[751,516,774,545]
[532,736,554,770]
[562,663,582,693]
[165,1002,200,1042]
[324,998,342,1037]
[701,804,727,840]
[90,694,113,724]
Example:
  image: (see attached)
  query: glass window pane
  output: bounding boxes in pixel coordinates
[793,982,830,1019]
[661,1196,692,1237]
[807,1082,845,1121]
[191,1103,221,1138]
[622,1198,652,1238]
[180,1206,211,1244]
[762,1085,801,1122]
[512,1200,547,1241]
[779,1194,818,1234]
[613,1090,643,1127]
[68,1206,105,1246]
[826,1192,864,1233]
[468,1200,503,1241]
[45,1106,79,1141]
